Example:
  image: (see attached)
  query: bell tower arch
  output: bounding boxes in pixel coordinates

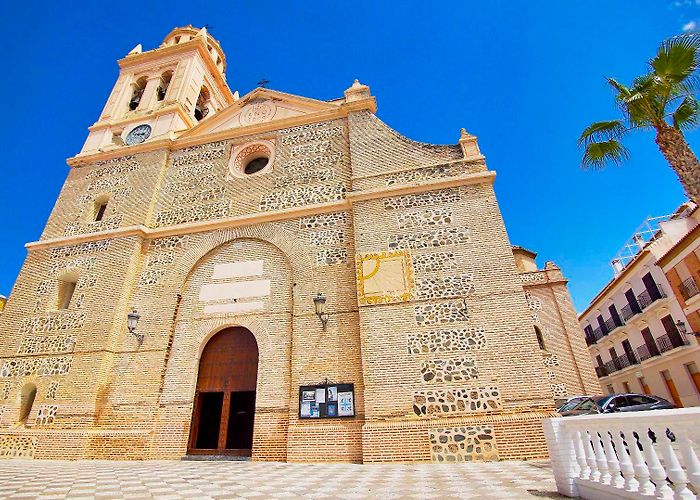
[80,26,236,155]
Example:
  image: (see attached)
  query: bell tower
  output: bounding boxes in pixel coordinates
[80,26,236,155]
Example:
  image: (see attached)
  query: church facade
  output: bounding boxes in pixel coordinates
[0,26,599,462]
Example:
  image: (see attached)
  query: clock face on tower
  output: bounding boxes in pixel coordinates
[124,124,152,145]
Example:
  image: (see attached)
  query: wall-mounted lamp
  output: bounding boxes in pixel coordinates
[127,309,143,344]
[676,319,688,335]
[313,293,329,330]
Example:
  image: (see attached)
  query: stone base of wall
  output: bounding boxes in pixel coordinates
[362,411,556,463]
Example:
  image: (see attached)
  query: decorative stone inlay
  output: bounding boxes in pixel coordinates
[416,273,475,300]
[50,241,110,259]
[284,152,343,175]
[398,207,453,229]
[525,292,542,311]
[165,174,217,193]
[259,183,346,211]
[35,405,57,426]
[356,250,415,305]
[149,235,188,251]
[413,387,501,416]
[173,187,224,205]
[77,275,97,289]
[551,383,567,398]
[414,300,469,326]
[87,156,139,179]
[420,357,478,383]
[19,312,85,334]
[18,335,76,355]
[387,162,473,186]
[387,227,470,250]
[37,281,54,295]
[155,200,231,226]
[299,212,348,230]
[281,124,343,145]
[0,383,11,400]
[146,251,175,267]
[429,426,499,462]
[408,327,487,354]
[0,406,4,422]
[412,252,457,274]
[383,188,461,210]
[46,382,58,400]
[309,229,344,247]
[543,354,560,367]
[0,436,37,458]
[49,256,97,275]
[290,140,331,158]
[240,100,276,125]
[139,269,165,286]
[315,248,347,266]
[175,162,215,178]
[86,176,127,192]
[520,272,546,283]
[172,141,228,167]
[0,356,73,378]
[64,215,123,237]
[273,168,335,188]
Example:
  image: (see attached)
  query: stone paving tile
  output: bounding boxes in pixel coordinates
[0,459,564,499]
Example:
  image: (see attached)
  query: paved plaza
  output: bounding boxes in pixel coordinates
[0,459,564,499]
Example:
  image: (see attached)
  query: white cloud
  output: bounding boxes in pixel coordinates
[683,20,698,31]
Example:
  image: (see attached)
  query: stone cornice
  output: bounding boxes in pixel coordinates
[66,98,378,168]
[86,103,194,133]
[25,170,494,251]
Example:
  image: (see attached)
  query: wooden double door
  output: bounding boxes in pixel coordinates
[188,327,258,456]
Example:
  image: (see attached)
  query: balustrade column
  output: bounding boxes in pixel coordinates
[624,426,654,495]
[573,430,591,480]
[611,430,639,492]
[591,428,611,485]
[583,430,600,482]
[678,434,700,493]
[601,430,623,488]
[652,424,693,499]
[638,428,674,499]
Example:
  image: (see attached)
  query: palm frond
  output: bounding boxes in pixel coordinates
[672,96,700,130]
[607,78,631,97]
[652,34,700,83]
[581,140,631,170]
[578,120,627,146]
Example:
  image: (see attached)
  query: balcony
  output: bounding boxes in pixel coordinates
[679,276,700,301]
[586,317,625,345]
[637,284,666,310]
[620,303,638,322]
[597,352,639,377]
[656,331,691,353]
[636,344,657,362]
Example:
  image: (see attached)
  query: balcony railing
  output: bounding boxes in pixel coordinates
[636,344,656,362]
[596,353,640,377]
[620,303,637,321]
[656,331,691,353]
[637,284,666,309]
[679,276,700,301]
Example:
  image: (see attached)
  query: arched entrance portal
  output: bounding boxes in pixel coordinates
[188,327,258,456]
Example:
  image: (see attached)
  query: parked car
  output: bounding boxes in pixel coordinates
[559,393,675,417]
[555,396,590,413]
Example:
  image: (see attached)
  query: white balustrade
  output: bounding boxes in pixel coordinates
[544,407,700,499]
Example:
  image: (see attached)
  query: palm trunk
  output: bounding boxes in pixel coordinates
[655,123,700,203]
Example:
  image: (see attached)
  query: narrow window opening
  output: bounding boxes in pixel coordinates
[157,71,173,101]
[94,201,108,222]
[128,77,148,111]
[534,326,546,350]
[57,279,77,310]
[174,36,181,43]
[194,86,211,121]
[18,383,37,423]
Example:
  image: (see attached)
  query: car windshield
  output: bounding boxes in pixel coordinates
[594,395,615,407]
[558,398,586,411]
[569,396,607,411]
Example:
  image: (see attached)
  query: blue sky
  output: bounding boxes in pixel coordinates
[0,1,698,311]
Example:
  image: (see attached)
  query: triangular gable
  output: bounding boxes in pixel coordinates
[179,87,341,138]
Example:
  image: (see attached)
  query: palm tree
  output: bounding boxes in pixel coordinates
[579,34,700,203]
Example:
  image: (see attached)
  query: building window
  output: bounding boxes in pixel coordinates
[18,383,37,423]
[534,326,546,350]
[194,86,211,121]
[94,201,108,222]
[606,384,615,394]
[157,71,173,101]
[56,278,77,310]
[622,381,631,393]
[129,77,148,111]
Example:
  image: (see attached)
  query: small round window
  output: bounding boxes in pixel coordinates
[228,141,275,178]
[244,157,269,175]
